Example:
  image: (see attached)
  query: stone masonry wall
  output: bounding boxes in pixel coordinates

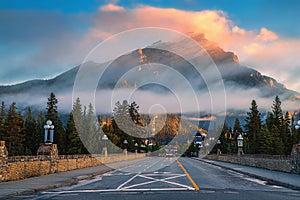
[1,153,145,182]
[0,141,8,181]
[0,141,145,182]
[205,154,291,173]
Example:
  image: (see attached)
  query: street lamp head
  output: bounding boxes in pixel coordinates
[135,143,138,147]
[296,125,300,130]
[46,120,52,125]
[123,139,128,145]
[50,125,54,129]
[237,134,243,147]
[102,134,108,141]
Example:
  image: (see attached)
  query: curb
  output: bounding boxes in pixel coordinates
[0,168,114,200]
[192,158,300,191]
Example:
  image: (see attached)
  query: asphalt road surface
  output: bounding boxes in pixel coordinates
[13,157,300,200]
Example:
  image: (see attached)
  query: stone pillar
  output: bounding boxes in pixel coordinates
[37,143,58,173]
[291,143,300,174]
[0,141,8,182]
[103,147,108,157]
[50,144,58,173]
[237,147,244,157]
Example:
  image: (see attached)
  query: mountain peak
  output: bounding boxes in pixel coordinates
[189,32,239,64]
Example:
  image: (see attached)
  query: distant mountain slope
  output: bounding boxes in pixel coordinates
[0,33,298,112]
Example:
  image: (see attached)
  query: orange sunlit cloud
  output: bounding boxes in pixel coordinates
[90,4,278,54]
[255,28,278,42]
[100,3,125,12]
[86,4,300,91]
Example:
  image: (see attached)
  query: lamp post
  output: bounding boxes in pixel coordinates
[134,143,138,154]
[123,139,128,156]
[295,120,300,131]
[237,134,244,156]
[216,139,221,156]
[102,134,108,157]
[38,120,57,157]
[43,120,54,143]
[292,120,300,174]
[198,144,202,158]
[141,144,145,153]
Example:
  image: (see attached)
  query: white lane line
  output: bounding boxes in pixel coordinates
[243,177,267,185]
[115,157,166,190]
[224,191,239,194]
[121,174,187,190]
[116,173,141,190]
[140,174,186,180]
[137,174,194,190]
[122,178,194,190]
[122,180,158,189]
[117,188,194,191]
[140,173,183,177]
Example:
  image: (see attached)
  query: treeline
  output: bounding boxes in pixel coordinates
[0,93,94,156]
[0,93,183,156]
[102,100,184,153]
[218,96,300,155]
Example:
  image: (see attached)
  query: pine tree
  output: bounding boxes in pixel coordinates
[69,98,87,154]
[66,112,87,154]
[283,111,292,154]
[4,102,25,155]
[219,121,230,154]
[36,112,45,145]
[23,108,38,155]
[56,117,67,154]
[266,112,274,133]
[257,125,272,154]
[233,118,243,133]
[73,98,84,134]
[270,96,286,154]
[244,100,261,154]
[129,101,142,125]
[85,103,98,154]
[46,92,58,121]
[112,100,131,141]
[45,92,66,154]
[271,96,283,128]
[271,124,284,154]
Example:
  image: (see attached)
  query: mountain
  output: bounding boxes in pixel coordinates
[0,33,299,113]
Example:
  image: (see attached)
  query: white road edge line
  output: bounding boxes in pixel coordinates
[42,187,194,194]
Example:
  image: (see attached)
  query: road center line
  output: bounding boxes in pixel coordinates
[176,159,200,191]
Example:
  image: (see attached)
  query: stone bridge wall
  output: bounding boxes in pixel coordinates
[0,141,145,182]
[205,154,291,173]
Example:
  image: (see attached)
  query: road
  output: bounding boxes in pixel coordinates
[12,157,300,200]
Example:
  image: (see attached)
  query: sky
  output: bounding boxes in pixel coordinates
[1,0,300,92]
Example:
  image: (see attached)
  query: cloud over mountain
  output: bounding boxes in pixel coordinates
[87,4,300,92]
[1,3,299,93]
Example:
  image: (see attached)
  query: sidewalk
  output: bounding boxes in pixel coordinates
[0,158,148,199]
[194,157,300,191]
